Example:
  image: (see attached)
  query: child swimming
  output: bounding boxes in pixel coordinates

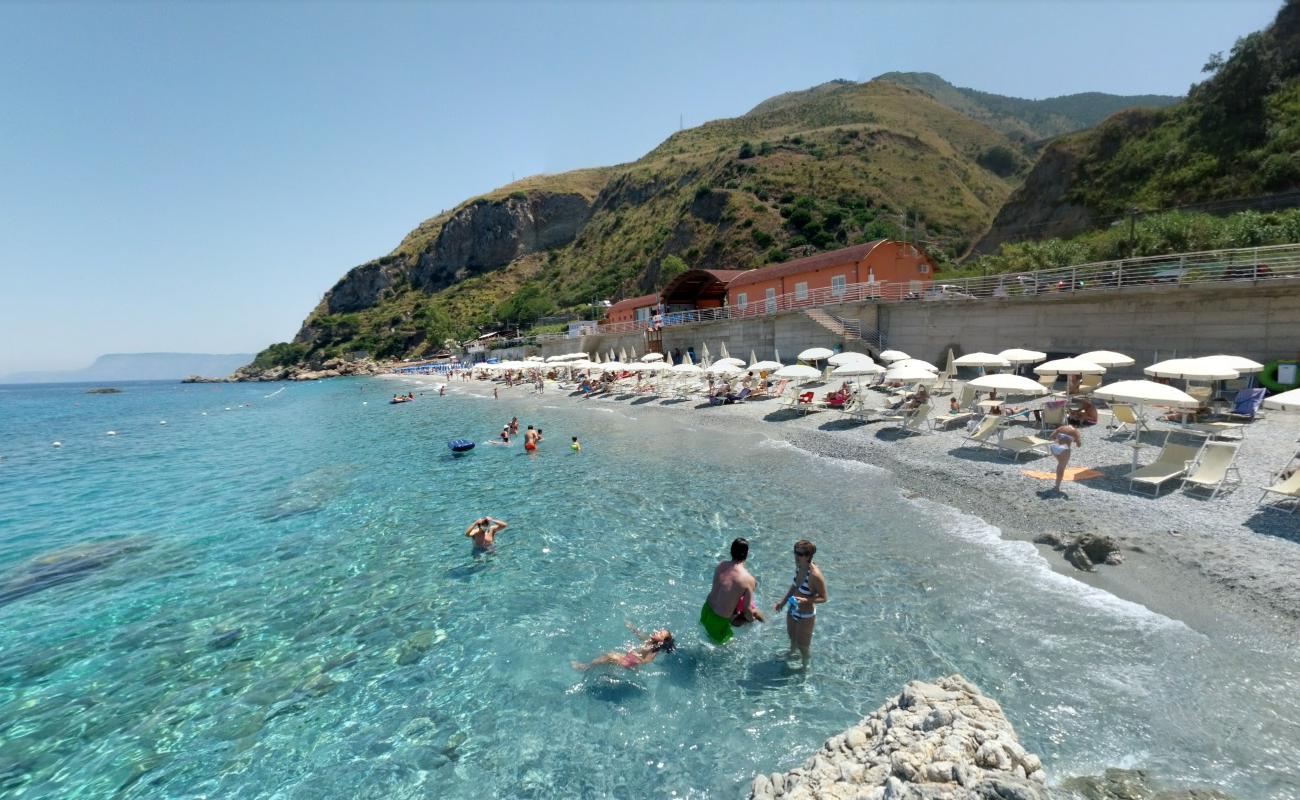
[572,623,675,671]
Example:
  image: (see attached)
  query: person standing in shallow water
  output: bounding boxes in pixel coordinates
[701,538,757,646]
[775,539,827,669]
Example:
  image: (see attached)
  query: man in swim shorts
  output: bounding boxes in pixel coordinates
[524,425,538,453]
[465,516,508,551]
[701,538,757,645]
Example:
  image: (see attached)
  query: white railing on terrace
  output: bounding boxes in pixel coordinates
[517,243,1300,343]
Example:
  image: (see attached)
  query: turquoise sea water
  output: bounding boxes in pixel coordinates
[1,378,1298,799]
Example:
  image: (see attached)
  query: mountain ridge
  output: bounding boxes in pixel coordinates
[2,353,255,384]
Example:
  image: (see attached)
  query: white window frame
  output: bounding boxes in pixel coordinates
[919,263,930,274]
[831,275,846,296]
[736,292,748,310]
[765,287,776,311]
[795,282,808,301]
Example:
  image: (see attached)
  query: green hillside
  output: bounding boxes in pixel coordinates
[272,79,1031,365]
[974,0,1300,253]
[875,72,1180,141]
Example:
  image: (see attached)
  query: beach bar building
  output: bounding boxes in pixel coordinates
[603,293,660,327]
[726,240,937,314]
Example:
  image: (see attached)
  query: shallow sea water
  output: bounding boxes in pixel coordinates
[1,378,1298,799]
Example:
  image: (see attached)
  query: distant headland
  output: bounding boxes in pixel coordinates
[0,353,254,384]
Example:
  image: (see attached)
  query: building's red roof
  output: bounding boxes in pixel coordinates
[607,293,660,314]
[728,241,887,289]
[660,269,747,306]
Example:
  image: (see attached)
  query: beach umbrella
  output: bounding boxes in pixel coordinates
[701,342,711,366]
[682,350,693,367]
[954,352,1012,369]
[619,347,628,362]
[773,348,781,364]
[798,347,835,362]
[967,374,1049,396]
[774,364,822,380]
[883,364,939,383]
[670,363,702,375]
[714,357,745,368]
[1094,379,1201,464]
[945,348,956,375]
[1194,355,1264,374]
[1035,358,1106,376]
[998,348,1047,365]
[891,358,939,373]
[878,350,910,363]
[1076,350,1135,368]
[640,352,665,362]
[749,360,783,373]
[707,362,742,376]
[719,341,730,360]
[1145,358,1238,381]
[831,362,884,377]
[828,351,874,366]
[1264,388,1300,411]
[749,350,758,367]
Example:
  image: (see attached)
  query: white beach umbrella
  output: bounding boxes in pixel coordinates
[967,374,1049,396]
[1195,355,1264,375]
[798,347,835,362]
[681,350,693,367]
[944,348,956,375]
[1263,388,1300,411]
[832,362,885,377]
[883,365,939,383]
[878,350,910,363]
[749,360,783,373]
[545,355,564,363]
[714,357,746,369]
[1076,350,1135,368]
[954,352,1012,369]
[749,350,758,367]
[1145,358,1238,381]
[773,348,781,364]
[670,363,702,375]
[640,352,665,362]
[1093,380,1199,408]
[828,351,874,366]
[891,358,939,373]
[1035,358,1106,376]
[707,362,743,376]
[701,342,711,366]
[998,348,1048,365]
[526,356,544,362]
[719,342,730,360]
[774,364,822,380]
[619,348,628,362]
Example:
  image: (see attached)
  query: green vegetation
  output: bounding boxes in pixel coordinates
[252,342,308,369]
[952,208,1300,277]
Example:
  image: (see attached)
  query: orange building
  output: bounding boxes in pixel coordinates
[603,292,660,327]
[726,240,937,313]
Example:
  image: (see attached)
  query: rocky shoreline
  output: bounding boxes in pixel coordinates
[182,358,387,383]
[748,675,1047,800]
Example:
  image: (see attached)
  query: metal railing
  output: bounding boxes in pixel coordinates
[516,243,1300,344]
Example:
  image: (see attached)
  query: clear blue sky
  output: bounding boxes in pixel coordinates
[0,0,1282,373]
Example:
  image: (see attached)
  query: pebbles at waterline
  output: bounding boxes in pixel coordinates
[749,675,1046,800]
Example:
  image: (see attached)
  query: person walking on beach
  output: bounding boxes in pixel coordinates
[700,538,757,646]
[1047,423,1083,493]
[775,539,827,669]
[465,516,508,552]
[572,622,675,671]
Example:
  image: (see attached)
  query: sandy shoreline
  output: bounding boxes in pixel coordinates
[399,373,1300,641]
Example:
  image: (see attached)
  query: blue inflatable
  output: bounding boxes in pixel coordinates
[448,438,475,454]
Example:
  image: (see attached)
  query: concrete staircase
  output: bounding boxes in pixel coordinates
[803,308,884,350]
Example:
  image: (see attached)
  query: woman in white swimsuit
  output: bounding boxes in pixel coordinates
[1048,423,1083,492]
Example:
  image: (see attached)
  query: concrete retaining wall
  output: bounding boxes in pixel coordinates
[505,279,1298,370]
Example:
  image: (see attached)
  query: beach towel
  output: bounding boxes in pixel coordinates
[1020,467,1103,482]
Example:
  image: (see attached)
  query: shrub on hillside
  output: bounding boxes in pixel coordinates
[252,342,308,369]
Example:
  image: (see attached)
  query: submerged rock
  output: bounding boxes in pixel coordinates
[1060,768,1234,799]
[0,537,153,606]
[748,675,1047,800]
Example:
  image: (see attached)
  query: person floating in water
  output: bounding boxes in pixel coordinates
[572,622,675,671]
[700,537,758,646]
[570,436,581,453]
[774,539,827,669]
[465,517,508,551]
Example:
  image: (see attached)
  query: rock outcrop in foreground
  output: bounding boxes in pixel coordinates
[750,675,1046,800]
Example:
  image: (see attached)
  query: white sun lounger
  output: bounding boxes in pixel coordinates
[1181,440,1242,499]
[1128,442,1201,496]
[1259,467,1300,514]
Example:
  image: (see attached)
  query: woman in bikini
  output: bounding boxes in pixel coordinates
[1048,423,1083,492]
[572,623,675,671]
[774,539,827,669]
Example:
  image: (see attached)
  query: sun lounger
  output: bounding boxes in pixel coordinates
[1107,404,1150,436]
[1077,374,1103,395]
[879,404,930,435]
[1181,440,1242,499]
[961,415,1002,450]
[995,433,1052,461]
[1128,442,1201,496]
[1225,387,1266,422]
[1258,465,1300,513]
